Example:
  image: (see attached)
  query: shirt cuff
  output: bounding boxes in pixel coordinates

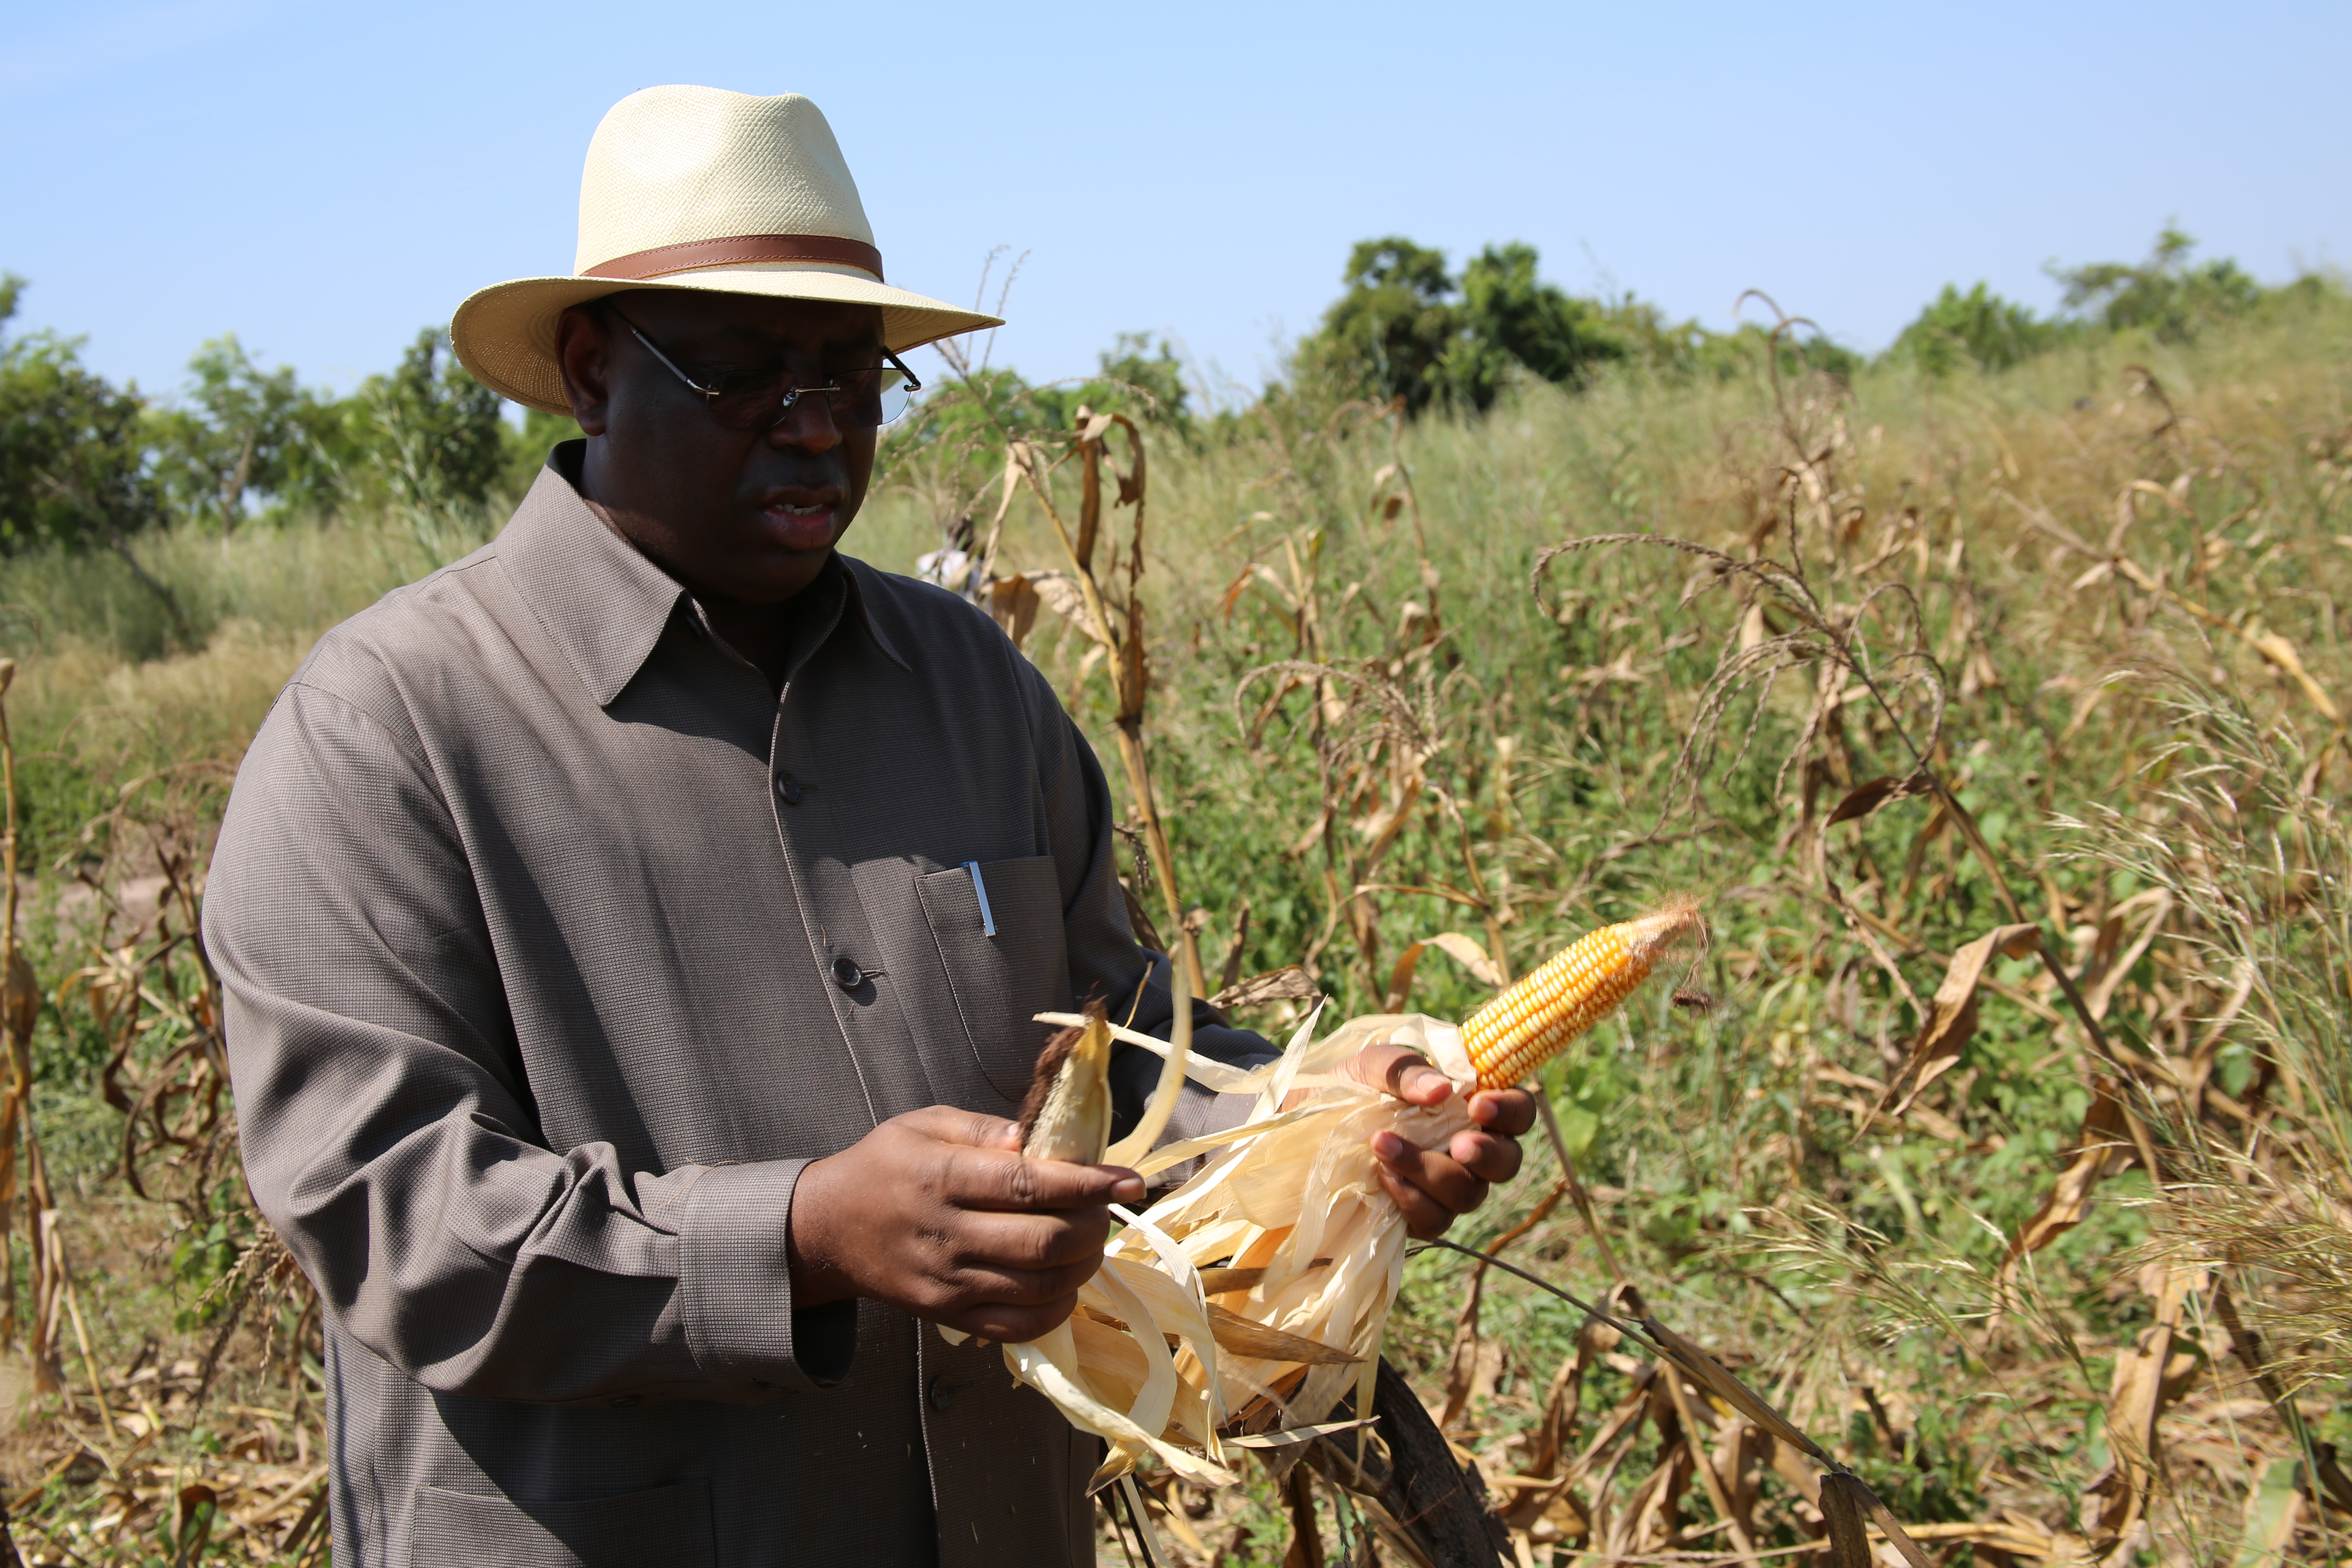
[676,1159,857,1394]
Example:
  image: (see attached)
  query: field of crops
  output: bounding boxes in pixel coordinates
[0,290,2344,1564]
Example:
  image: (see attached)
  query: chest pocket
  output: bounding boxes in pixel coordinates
[915,855,1073,1103]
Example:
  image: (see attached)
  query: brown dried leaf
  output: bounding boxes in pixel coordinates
[1207,1304,1362,1368]
[1437,1266,1487,1431]
[2001,1077,2137,1282]
[1074,421,1105,574]
[1824,771,1932,826]
[985,574,1042,652]
[2079,890,2171,1022]
[1425,931,1506,988]
[4,948,34,1046]
[1713,1419,1765,1547]
[1076,1299,1355,1368]
[1879,922,2042,1117]
[1199,1258,1329,1298]
[1509,1261,1616,1500]
[2088,1264,2203,1545]
[1637,1316,1828,1465]
[1027,570,1102,644]
[2248,628,2345,724]
[1761,1433,1823,1507]
[1198,1265,1266,1296]
[1826,1471,1935,1568]
[1737,600,1769,653]
[1216,563,1256,621]
[983,442,1028,542]
[1610,1440,1694,1555]
[1815,1472,1873,1568]
[1381,931,1506,1011]
[1121,880,1167,956]
[1210,967,1322,1010]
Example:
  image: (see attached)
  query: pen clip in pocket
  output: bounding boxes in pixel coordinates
[961,860,997,938]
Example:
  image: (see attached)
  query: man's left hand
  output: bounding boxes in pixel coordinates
[1288,1042,1537,1240]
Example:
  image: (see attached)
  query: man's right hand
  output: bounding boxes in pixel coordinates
[785,1107,1144,1343]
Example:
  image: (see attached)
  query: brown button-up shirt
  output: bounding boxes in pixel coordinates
[206,445,1269,1568]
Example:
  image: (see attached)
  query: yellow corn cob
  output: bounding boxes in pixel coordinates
[1461,900,1704,1090]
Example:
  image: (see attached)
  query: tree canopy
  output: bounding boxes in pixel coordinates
[1296,238,1627,414]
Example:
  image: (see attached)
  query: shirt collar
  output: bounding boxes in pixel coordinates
[497,441,910,707]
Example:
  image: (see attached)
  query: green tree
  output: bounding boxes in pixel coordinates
[1086,332,1191,426]
[1300,239,1666,413]
[1302,238,1461,413]
[149,335,346,530]
[355,327,506,511]
[1443,243,1626,409]
[0,277,190,636]
[2053,227,2263,340]
[1028,333,1195,435]
[1889,282,2061,375]
[1581,295,1722,377]
[501,405,581,497]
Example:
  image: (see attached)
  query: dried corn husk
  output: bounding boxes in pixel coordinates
[996,910,1698,1488]
[949,1008,1241,1491]
[1109,1012,1478,1439]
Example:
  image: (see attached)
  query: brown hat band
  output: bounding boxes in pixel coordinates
[582,233,884,283]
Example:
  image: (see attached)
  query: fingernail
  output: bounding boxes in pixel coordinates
[1372,1130,1406,1161]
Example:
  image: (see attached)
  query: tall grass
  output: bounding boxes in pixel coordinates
[0,287,2348,1563]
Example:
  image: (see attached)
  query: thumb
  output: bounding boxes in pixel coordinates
[1350,1041,1456,1106]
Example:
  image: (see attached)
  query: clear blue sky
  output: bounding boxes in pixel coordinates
[5,0,2345,406]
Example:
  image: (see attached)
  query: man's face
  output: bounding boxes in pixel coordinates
[557,289,884,605]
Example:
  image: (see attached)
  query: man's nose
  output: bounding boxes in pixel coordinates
[767,391,844,454]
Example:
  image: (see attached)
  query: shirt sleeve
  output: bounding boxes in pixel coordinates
[206,680,849,1408]
[1016,659,1278,1172]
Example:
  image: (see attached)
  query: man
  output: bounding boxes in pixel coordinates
[207,86,1532,1566]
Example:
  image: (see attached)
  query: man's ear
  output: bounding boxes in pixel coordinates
[555,304,614,435]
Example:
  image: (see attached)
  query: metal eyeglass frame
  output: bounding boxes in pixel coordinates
[606,304,921,427]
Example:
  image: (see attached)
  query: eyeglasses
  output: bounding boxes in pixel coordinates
[608,305,921,430]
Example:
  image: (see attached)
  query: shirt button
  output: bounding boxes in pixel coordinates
[775,773,803,806]
[927,1375,960,1413]
[831,956,864,991]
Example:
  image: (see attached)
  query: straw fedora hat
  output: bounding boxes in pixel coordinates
[451,85,1000,415]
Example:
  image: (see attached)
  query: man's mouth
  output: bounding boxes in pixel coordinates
[759,488,843,546]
